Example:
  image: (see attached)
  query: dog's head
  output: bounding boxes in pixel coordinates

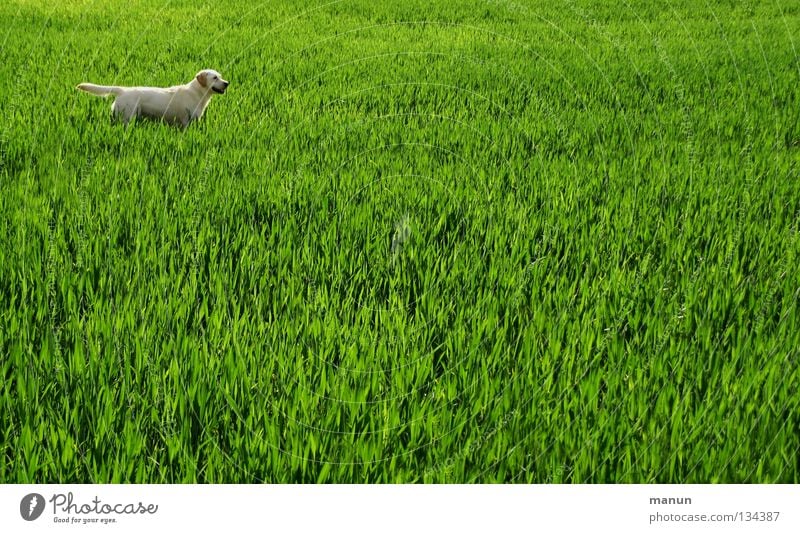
[195,69,229,94]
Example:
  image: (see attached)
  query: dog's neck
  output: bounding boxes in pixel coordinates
[188,79,215,116]
[189,79,214,97]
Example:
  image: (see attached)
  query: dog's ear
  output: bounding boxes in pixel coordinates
[195,72,207,88]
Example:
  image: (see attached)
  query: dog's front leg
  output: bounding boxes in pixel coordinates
[180,108,195,129]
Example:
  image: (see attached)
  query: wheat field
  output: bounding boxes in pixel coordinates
[1,0,798,483]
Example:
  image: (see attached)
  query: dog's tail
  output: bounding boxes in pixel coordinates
[76,83,123,97]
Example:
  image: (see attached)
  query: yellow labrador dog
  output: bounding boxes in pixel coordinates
[77,69,229,127]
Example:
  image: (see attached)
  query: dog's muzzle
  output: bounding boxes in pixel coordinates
[212,81,229,94]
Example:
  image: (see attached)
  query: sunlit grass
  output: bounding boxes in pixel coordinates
[0,0,798,483]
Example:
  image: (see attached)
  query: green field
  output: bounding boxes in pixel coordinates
[1,0,798,483]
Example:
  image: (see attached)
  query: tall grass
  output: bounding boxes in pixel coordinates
[0,0,798,482]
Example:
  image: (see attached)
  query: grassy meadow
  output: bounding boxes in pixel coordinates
[0,0,799,482]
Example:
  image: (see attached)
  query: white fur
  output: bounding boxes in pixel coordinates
[77,69,229,128]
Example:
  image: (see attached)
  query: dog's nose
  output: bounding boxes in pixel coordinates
[223,80,230,87]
